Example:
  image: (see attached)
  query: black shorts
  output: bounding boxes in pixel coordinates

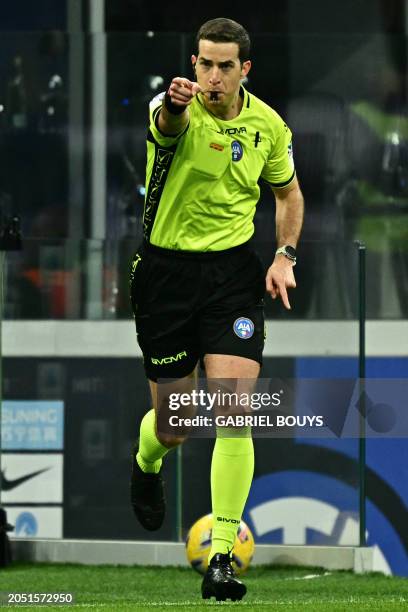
[129,241,265,381]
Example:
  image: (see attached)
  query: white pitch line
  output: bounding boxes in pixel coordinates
[284,571,332,581]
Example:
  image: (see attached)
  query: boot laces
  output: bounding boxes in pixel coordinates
[220,550,234,576]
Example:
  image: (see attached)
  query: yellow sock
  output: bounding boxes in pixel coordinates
[209,429,254,560]
[136,409,170,474]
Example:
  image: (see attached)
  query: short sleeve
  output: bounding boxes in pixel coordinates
[261,118,296,188]
[148,92,188,146]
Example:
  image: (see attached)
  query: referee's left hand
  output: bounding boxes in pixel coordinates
[266,257,296,310]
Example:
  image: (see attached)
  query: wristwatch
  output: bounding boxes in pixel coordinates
[275,245,297,265]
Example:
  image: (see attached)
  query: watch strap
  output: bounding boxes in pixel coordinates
[276,245,297,265]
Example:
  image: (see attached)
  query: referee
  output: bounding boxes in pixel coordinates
[130,18,304,602]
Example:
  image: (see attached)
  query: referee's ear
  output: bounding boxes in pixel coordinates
[241,60,251,78]
[191,55,197,77]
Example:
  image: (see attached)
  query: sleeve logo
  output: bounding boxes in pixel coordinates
[288,141,293,159]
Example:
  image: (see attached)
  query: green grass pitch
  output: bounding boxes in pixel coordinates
[2,563,407,611]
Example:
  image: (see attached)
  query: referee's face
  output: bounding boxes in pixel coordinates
[192,40,251,110]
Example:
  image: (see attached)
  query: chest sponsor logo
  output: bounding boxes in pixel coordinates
[216,126,247,135]
[231,140,243,162]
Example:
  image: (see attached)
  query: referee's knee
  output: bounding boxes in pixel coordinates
[156,431,187,448]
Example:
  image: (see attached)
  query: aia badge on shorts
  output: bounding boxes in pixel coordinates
[233,317,255,339]
[231,140,243,162]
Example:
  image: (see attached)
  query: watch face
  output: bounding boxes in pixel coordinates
[285,246,296,259]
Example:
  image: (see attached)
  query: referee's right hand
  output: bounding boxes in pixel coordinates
[167,77,202,107]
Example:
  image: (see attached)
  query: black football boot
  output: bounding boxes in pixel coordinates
[130,445,165,531]
[201,552,247,601]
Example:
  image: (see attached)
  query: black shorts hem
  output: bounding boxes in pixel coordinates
[143,359,199,383]
[200,350,263,371]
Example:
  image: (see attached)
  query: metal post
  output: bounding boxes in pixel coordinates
[85,0,106,319]
[357,242,366,547]
[66,0,86,318]
[88,0,106,241]
[67,0,85,240]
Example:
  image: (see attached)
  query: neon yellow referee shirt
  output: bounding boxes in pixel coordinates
[143,86,295,251]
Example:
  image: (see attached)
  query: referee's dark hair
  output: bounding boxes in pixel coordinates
[196,18,251,63]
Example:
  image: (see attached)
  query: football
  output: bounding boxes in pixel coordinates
[185,513,255,575]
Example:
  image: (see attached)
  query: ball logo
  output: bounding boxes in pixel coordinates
[231,140,243,162]
[233,317,254,339]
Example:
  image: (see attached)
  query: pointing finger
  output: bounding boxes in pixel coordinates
[279,284,291,310]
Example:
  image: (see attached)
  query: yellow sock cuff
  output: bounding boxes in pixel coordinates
[137,408,169,473]
[215,425,252,439]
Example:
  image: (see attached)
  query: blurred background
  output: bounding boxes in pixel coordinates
[0,0,407,577]
[1,0,407,320]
